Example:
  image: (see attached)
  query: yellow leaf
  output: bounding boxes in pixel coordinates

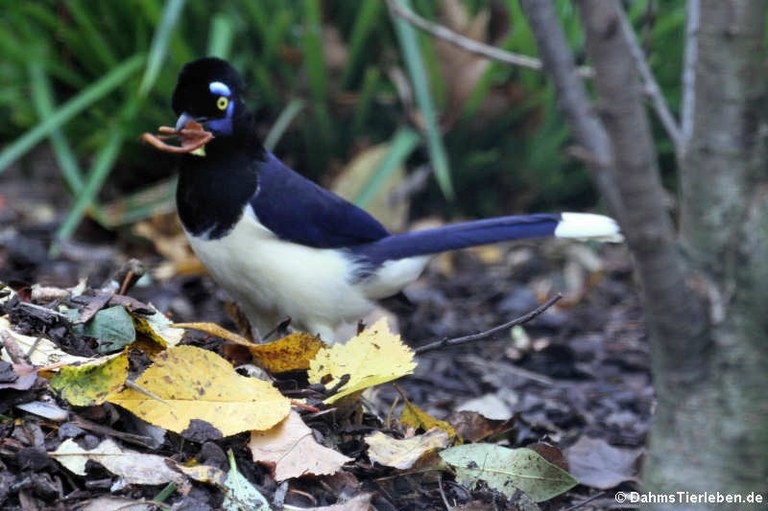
[133,308,184,348]
[365,428,450,470]
[108,346,290,436]
[248,410,352,481]
[172,322,252,346]
[400,396,458,441]
[249,333,324,373]
[308,318,416,404]
[50,353,129,406]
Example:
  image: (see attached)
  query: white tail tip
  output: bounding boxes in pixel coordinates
[554,213,623,242]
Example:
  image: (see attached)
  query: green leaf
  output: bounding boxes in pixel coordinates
[223,449,270,511]
[85,306,136,354]
[440,444,578,503]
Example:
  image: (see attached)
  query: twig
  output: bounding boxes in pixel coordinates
[386,0,592,78]
[561,491,606,511]
[415,294,562,355]
[125,380,168,405]
[680,0,700,148]
[615,5,682,153]
[518,0,624,217]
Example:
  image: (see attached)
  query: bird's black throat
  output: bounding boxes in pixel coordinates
[176,145,263,239]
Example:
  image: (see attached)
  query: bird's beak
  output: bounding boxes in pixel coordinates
[175,112,198,132]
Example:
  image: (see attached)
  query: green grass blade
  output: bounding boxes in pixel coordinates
[0,55,144,174]
[356,126,420,208]
[390,0,453,198]
[98,177,178,228]
[139,0,186,97]
[351,67,382,134]
[264,98,305,152]
[341,0,384,87]
[55,125,126,245]
[207,13,235,58]
[28,62,84,191]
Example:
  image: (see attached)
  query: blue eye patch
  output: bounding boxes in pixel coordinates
[209,81,231,97]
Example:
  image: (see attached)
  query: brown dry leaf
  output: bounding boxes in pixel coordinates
[50,438,183,485]
[248,410,352,481]
[0,362,37,390]
[435,0,493,123]
[447,410,511,443]
[172,322,253,346]
[308,318,416,404]
[365,428,450,470]
[249,332,325,373]
[133,214,205,279]
[108,346,291,436]
[564,436,641,489]
[400,395,457,440]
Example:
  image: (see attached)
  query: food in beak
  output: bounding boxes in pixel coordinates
[141,120,213,153]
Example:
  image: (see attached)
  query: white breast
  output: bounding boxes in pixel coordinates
[186,207,386,341]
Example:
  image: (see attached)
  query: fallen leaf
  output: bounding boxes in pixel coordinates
[440,444,577,503]
[79,496,155,511]
[299,493,373,511]
[447,410,511,443]
[564,436,640,489]
[400,396,457,440]
[50,438,183,485]
[133,307,184,348]
[456,393,514,421]
[84,306,135,353]
[50,353,129,406]
[0,316,90,366]
[249,410,352,481]
[308,318,416,404]
[0,362,37,390]
[173,463,228,486]
[108,346,291,436]
[365,428,450,470]
[172,322,252,346]
[223,449,270,511]
[249,332,324,373]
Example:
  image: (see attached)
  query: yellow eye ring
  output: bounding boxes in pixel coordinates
[216,96,229,111]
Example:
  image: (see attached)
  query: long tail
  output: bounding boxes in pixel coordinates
[350,213,621,265]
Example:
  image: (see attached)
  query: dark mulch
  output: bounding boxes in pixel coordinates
[0,160,650,510]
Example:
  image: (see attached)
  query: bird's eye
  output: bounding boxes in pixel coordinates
[216,96,229,111]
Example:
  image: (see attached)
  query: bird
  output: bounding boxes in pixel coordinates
[165,57,621,342]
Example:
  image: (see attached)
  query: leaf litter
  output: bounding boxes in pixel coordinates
[0,164,649,509]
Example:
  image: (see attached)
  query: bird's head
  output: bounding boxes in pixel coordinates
[171,57,250,140]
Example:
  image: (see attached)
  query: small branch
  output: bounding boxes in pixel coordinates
[616,5,683,153]
[415,294,562,355]
[680,0,700,148]
[519,0,624,217]
[386,0,592,78]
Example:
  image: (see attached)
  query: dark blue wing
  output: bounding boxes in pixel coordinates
[250,152,390,248]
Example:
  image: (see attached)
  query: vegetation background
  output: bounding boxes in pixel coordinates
[0,0,684,243]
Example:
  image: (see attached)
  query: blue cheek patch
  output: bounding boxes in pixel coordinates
[208,81,234,134]
[209,81,231,97]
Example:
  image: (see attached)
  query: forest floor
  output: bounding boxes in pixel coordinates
[0,159,649,510]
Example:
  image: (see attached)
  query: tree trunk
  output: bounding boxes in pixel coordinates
[647,0,768,505]
[522,0,768,508]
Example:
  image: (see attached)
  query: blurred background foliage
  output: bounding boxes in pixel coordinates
[0,0,685,243]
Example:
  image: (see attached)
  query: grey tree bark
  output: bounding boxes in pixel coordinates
[520,0,768,508]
